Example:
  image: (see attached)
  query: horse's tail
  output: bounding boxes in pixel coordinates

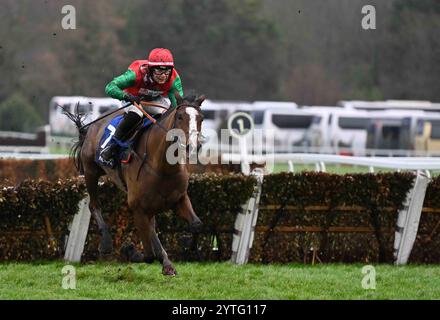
[60,103,88,174]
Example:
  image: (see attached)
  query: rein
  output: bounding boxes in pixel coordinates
[135,101,201,133]
[75,101,168,131]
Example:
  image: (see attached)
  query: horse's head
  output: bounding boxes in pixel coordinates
[173,91,205,160]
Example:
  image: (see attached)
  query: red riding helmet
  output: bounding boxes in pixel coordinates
[147,48,174,68]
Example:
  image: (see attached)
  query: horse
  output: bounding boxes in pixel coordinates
[64,91,205,276]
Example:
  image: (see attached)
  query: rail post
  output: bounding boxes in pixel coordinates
[64,195,91,262]
[231,168,265,265]
[394,170,431,265]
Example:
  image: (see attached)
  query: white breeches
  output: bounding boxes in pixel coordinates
[124,96,170,117]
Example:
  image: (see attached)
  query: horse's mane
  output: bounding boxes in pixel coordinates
[182,93,198,103]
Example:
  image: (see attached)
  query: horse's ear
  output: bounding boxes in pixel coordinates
[196,94,206,106]
[174,90,184,105]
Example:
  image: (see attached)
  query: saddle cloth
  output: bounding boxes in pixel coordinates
[96,114,159,167]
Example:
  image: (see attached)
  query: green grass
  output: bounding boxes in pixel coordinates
[1,261,440,300]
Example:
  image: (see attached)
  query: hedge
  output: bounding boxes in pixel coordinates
[1,172,440,264]
[0,174,256,262]
[254,172,415,264]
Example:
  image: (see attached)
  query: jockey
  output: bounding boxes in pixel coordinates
[100,48,184,165]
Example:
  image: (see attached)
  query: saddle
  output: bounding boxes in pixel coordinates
[96,113,161,168]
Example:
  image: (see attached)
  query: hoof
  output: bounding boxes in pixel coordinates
[189,220,203,233]
[120,243,144,263]
[162,265,177,276]
[120,243,134,261]
[131,251,145,263]
[144,255,155,264]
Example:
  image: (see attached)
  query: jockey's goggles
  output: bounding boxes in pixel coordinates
[152,67,172,76]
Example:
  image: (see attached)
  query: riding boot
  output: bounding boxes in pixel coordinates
[100,112,142,165]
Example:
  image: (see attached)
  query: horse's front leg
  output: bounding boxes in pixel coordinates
[175,193,203,232]
[150,217,176,276]
[133,211,176,276]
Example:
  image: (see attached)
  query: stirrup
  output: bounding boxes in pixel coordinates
[99,156,115,168]
[99,145,116,168]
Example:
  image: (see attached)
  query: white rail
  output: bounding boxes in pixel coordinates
[0,146,50,154]
[0,153,69,160]
[222,153,440,171]
[204,143,440,157]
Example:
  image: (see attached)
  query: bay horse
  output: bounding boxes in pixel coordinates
[65,92,205,275]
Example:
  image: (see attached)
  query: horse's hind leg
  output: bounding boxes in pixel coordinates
[84,163,113,255]
[120,218,170,265]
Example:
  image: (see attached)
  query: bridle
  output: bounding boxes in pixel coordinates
[156,103,202,131]
[134,101,203,179]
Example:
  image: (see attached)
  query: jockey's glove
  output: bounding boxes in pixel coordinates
[124,93,141,105]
